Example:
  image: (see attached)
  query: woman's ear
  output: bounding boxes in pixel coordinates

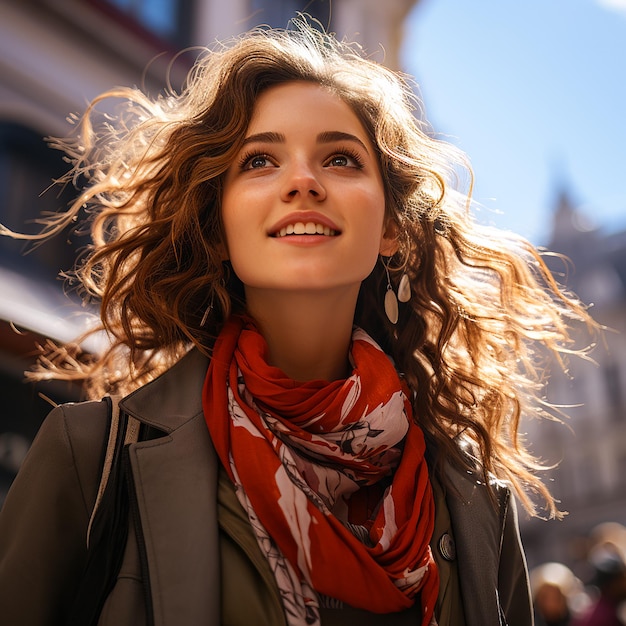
[379,222,399,256]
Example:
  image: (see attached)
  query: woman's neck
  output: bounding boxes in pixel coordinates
[244,287,360,382]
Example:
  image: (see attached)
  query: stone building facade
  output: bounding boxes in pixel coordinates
[519,189,626,575]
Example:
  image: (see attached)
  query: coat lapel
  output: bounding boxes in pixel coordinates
[120,349,221,626]
[128,415,219,626]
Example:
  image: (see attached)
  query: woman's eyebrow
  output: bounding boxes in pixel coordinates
[241,131,285,146]
[317,131,369,153]
[240,130,369,154]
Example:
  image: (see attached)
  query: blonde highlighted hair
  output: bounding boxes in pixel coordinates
[16,19,595,517]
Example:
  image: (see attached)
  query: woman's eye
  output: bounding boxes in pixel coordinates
[241,154,274,170]
[249,156,268,169]
[326,151,363,168]
[329,155,350,167]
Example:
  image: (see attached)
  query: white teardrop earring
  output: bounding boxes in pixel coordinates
[382,257,399,324]
[397,273,411,303]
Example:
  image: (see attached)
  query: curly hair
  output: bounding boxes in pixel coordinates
[17,19,595,518]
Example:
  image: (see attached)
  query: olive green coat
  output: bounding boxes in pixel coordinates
[0,348,533,625]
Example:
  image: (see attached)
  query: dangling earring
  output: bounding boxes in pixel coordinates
[200,290,215,327]
[383,257,399,324]
[382,258,412,324]
[201,261,231,327]
[201,272,226,327]
[397,273,411,303]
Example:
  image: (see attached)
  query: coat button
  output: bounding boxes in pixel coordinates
[438,533,456,561]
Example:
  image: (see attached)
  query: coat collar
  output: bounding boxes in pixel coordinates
[120,347,210,433]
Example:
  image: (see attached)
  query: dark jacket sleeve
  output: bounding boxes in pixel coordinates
[498,491,534,626]
[0,402,107,625]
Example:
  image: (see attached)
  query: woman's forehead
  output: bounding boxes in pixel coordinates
[246,81,370,140]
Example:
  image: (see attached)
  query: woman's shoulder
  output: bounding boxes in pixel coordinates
[35,346,209,453]
[0,398,111,542]
[119,347,210,431]
[432,436,512,512]
[43,398,110,450]
[37,399,111,497]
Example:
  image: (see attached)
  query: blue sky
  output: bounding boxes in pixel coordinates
[400,0,626,245]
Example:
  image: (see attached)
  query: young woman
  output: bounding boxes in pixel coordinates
[0,20,594,626]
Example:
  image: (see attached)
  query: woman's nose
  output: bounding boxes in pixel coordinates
[281,161,326,202]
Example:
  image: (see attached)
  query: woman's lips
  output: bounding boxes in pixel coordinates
[269,212,341,237]
[274,222,338,238]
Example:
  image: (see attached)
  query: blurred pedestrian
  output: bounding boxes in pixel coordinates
[531,562,582,626]
[590,522,626,564]
[572,546,626,626]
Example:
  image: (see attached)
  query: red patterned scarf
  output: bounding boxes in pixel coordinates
[203,315,438,626]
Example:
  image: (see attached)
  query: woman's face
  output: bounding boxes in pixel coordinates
[221,81,395,301]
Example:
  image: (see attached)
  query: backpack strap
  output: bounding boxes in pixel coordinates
[86,395,140,547]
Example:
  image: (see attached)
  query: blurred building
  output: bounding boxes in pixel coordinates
[0,0,418,503]
[520,188,626,577]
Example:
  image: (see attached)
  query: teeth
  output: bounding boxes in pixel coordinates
[276,221,337,237]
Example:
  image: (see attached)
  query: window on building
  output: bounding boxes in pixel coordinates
[0,123,86,284]
[91,0,194,48]
[248,0,332,29]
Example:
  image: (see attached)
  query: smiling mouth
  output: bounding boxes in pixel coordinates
[273,222,339,238]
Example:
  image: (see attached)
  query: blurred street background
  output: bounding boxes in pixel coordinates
[1,0,625,620]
